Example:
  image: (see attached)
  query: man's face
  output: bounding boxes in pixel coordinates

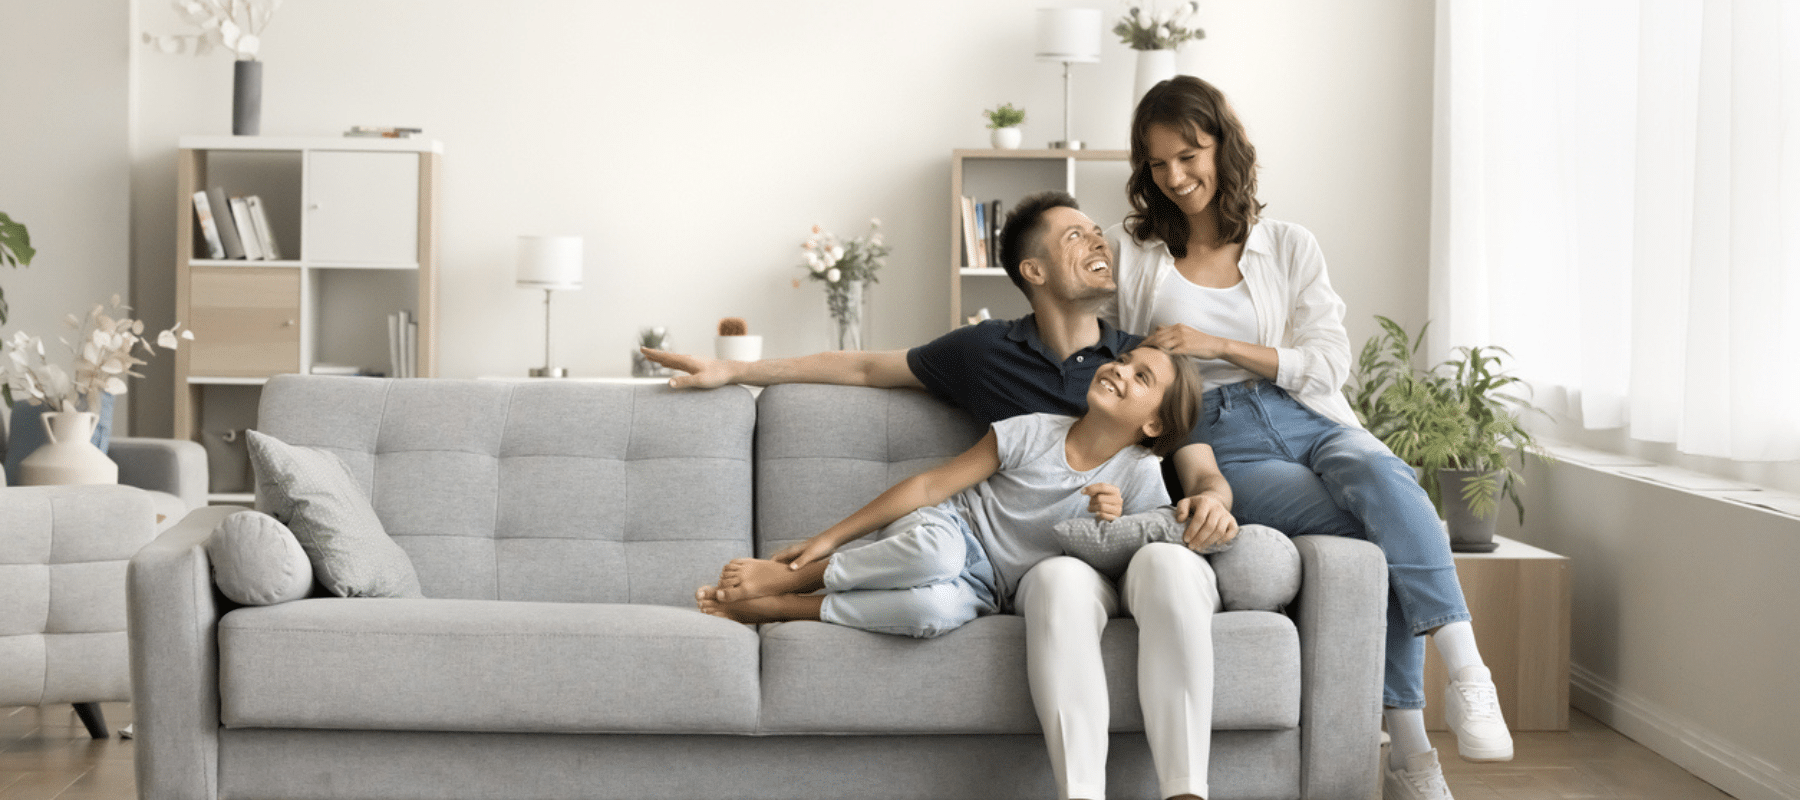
[1028,206,1115,311]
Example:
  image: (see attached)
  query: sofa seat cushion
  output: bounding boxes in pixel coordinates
[759,609,1299,734]
[219,598,760,733]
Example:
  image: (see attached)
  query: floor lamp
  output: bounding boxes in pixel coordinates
[1036,8,1102,150]
[516,235,583,378]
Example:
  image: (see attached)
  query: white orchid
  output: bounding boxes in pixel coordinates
[0,296,193,412]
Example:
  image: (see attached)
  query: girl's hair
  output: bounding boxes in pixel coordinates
[1124,75,1266,258]
[1141,345,1204,458]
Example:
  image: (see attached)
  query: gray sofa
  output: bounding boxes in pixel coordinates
[128,376,1387,800]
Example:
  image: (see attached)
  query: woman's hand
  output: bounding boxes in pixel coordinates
[1142,323,1231,360]
[1081,483,1125,522]
[1175,493,1238,551]
[772,537,838,570]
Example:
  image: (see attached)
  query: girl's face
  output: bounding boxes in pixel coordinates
[1088,346,1177,439]
[1144,122,1219,219]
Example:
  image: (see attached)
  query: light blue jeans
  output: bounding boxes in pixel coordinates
[818,504,1001,639]
[1203,381,1470,709]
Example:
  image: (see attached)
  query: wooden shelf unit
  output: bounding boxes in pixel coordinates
[172,136,441,502]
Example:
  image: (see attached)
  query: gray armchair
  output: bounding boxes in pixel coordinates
[0,484,158,738]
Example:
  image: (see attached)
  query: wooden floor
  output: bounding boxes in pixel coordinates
[0,704,1737,800]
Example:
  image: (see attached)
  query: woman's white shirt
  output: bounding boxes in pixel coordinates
[1103,218,1362,429]
[1148,271,1261,392]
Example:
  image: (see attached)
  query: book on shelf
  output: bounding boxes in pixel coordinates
[388,310,417,378]
[191,191,225,259]
[309,363,361,376]
[228,196,265,260]
[987,199,1002,255]
[959,196,978,269]
[205,186,246,259]
[245,195,281,260]
[344,126,424,139]
[973,200,989,269]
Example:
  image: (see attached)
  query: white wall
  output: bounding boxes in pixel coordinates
[1502,462,1800,800]
[118,0,1434,436]
[0,2,133,428]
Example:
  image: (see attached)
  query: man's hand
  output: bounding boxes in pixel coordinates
[1174,493,1237,552]
[639,347,734,389]
[1081,483,1124,522]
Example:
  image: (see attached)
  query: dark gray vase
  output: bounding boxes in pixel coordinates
[1438,468,1500,553]
[233,60,262,136]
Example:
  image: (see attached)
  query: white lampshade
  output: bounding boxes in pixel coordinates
[515,235,584,291]
[1035,8,1102,63]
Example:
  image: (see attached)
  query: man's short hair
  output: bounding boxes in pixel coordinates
[998,191,1080,296]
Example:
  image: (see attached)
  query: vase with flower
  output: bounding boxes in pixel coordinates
[1113,2,1205,103]
[144,0,284,135]
[1,296,192,486]
[799,219,889,351]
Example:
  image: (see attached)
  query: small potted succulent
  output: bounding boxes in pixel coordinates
[714,317,762,362]
[984,103,1026,150]
[631,327,672,377]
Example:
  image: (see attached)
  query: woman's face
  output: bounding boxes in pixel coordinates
[1144,122,1218,219]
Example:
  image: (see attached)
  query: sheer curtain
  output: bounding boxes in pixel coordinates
[1431,0,1800,462]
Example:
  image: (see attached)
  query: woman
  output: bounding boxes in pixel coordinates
[1103,76,1511,800]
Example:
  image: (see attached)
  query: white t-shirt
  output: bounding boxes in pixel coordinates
[1149,270,1261,393]
[952,413,1169,607]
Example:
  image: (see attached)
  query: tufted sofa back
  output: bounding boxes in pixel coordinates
[256,376,756,607]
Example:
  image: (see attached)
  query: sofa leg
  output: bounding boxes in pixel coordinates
[72,703,108,739]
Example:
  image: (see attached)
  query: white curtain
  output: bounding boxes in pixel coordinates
[1432,0,1800,462]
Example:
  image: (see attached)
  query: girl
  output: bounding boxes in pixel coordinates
[1106,75,1508,800]
[697,344,1202,639]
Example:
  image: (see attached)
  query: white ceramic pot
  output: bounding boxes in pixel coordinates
[715,335,763,362]
[1134,49,1178,105]
[20,411,118,486]
[990,127,1023,150]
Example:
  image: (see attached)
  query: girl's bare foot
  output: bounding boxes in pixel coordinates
[698,591,824,625]
[714,557,820,603]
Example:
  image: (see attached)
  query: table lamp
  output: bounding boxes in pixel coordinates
[1035,7,1102,150]
[516,235,583,378]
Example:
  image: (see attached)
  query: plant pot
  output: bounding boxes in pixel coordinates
[19,411,118,486]
[715,335,763,362]
[990,127,1023,150]
[1438,468,1499,553]
[1134,48,1178,106]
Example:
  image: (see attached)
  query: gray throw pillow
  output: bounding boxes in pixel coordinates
[206,510,314,606]
[245,429,423,598]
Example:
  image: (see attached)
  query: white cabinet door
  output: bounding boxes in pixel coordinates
[305,151,420,265]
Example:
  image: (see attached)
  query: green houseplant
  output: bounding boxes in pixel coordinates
[1345,316,1551,550]
[1,211,37,407]
[984,103,1026,150]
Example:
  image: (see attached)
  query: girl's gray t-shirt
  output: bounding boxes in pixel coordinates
[952,413,1170,606]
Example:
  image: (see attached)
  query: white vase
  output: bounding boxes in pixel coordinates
[715,335,763,362]
[19,411,118,486]
[1134,49,1179,106]
[828,280,867,351]
[990,127,1023,150]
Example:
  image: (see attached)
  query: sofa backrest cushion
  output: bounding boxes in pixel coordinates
[754,385,985,558]
[256,376,756,606]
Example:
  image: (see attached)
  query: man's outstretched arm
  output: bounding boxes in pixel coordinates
[639,347,925,390]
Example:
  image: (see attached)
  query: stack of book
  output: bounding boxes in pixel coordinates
[192,188,282,261]
[959,196,1004,269]
[344,126,423,139]
[388,310,418,378]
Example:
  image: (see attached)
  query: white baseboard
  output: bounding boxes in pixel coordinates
[1571,664,1800,800]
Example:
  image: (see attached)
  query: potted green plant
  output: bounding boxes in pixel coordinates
[1346,316,1552,551]
[1,211,36,408]
[984,103,1026,150]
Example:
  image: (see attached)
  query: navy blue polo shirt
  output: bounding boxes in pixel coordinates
[905,315,1209,449]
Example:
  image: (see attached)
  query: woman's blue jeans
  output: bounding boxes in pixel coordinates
[1203,381,1470,709]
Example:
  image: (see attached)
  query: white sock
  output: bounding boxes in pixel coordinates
[1433,620,1485,677]
[1385,708,1432,770]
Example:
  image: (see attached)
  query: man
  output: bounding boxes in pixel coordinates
[645,191,1232,800]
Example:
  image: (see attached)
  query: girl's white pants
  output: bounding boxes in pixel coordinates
[1015,543,1219,800]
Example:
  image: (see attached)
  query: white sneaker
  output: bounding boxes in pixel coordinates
[1444,665,1513,761]
[1384,748,1453,800]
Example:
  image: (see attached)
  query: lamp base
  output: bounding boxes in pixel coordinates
[528,367,570,378]
[1048,140,1086,150]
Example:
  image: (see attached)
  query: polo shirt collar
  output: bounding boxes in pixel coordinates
[1006,314,1131,364]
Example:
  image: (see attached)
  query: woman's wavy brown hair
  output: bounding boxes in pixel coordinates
[1125,75,1265,258]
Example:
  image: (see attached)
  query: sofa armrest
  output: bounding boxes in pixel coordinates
[1291,534,1386,800]
[111,437,209,511]
[128,505,240,800]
